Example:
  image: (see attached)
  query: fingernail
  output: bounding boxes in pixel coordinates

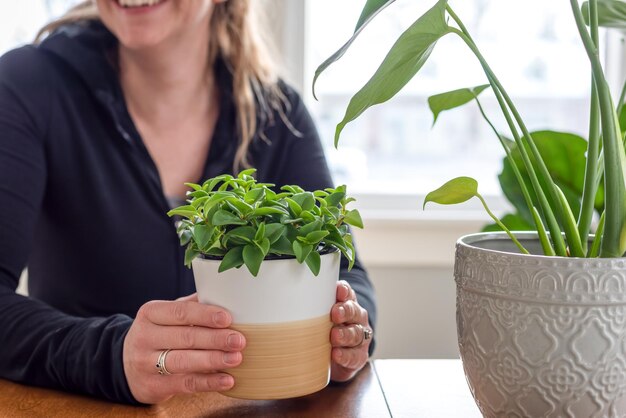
[336,350,343,360]
[227,333,243,349]
[213,311,228,326]
[224,352,240,365]
[338,306,345,320]
[220,375,234,388]
[338,329,345,341]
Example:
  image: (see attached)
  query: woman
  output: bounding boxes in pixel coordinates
[0,0,376,405]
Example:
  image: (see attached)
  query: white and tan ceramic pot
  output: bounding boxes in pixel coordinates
[192,250,340,400]
[455,232,626,417]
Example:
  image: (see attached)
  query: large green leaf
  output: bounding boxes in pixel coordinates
[499,130,604,226]
[333,0,451,146]
[428,84,490,125]
[312,0,396,99]
[423,177,478,208]
[582,0,626,28]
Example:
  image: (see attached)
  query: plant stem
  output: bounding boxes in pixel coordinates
[473,97,531,208]
[476,193,529,254]
[578,0,601,252]
[570,0,626,257]
[446,8,567,256]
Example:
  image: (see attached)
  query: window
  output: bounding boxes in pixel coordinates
[0,1,79,56]
[304,0,605,196]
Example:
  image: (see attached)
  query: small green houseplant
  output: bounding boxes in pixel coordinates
[315,0,626,416]
[167,169,363,400]
[167,168,362,276]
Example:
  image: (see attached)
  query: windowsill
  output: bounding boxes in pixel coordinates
[351,192,509,268]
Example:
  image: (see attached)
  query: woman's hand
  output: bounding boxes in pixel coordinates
[330,280,373,382]
[123,294,246,404]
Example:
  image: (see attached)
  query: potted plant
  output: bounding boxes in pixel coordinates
[315,0,626,416]
[167,169,362,400]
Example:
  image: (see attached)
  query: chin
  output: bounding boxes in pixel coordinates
[97,0,176,49]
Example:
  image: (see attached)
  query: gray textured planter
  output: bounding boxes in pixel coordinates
[455,232,626,418]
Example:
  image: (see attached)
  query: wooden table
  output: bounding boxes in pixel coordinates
[0,360,481,417]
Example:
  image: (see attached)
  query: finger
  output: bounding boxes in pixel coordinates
[159,349,242,374]
[176,293,198,302]
[139,300,232,328]
[156,372,235,396]
[332,346,369,371]
[335,281,352,302]
[331,300,368,325]
[144,325,246,351]
[331,324,366,348]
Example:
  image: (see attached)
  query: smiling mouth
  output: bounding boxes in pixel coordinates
[115,0,166,8]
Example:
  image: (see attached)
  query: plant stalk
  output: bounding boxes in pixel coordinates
[578,0,601,252]
[447,8,568,255]
[570,0,626,257]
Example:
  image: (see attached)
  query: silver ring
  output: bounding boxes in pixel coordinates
[156,349,172,375]
[354,324,373,347]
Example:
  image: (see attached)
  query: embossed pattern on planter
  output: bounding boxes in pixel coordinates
[455,233,626,418]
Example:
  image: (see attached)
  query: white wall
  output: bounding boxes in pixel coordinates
[351,201,491,359]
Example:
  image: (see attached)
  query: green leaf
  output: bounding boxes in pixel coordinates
[428,84,490,125]
[293,240,313,263]
[481,213,534,233]
[184,182,203,192]
[250,206,288,217]
[237,168,257,179]
[218,246,244,272]
[333,0,450,146]
[167,205,198,219]
[305,251,321,276]
[271,235,295,255]
[184,246,200,267]
[255,222,266,242]
[224,226,256,245]
[212,209,247,226]
[190,196,210,209]
[300,210,316,222]
[179,229,193,246]
[285,198,303,217]
[245,187,265,204]
[312,0,396,99]
[499,131,604,225]
[305,230,330,243]
[582,0,626,28]
[423,177,478,208]
[264,223,285,244]
[226,198,253,216]
[203,191,236,213]
[291,192,315,212]
[187,190,209,199]
[256,237,271,256]
[300,219,323,236]
[243,244,264,277]
[343,209,364,229]
[192,224,214,251]
[325,191,346,207]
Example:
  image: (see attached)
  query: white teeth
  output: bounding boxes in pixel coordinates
[117,0,163,7]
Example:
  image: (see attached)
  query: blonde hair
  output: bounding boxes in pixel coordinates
[36,0,288,171]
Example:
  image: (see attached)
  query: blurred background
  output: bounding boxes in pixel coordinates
[5,0,626,359]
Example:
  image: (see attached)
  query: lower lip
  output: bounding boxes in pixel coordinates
[113,0,167,14]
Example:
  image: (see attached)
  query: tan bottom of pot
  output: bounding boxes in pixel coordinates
[221,315,333,400]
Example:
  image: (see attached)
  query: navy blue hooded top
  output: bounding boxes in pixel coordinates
[0,21,376,404]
